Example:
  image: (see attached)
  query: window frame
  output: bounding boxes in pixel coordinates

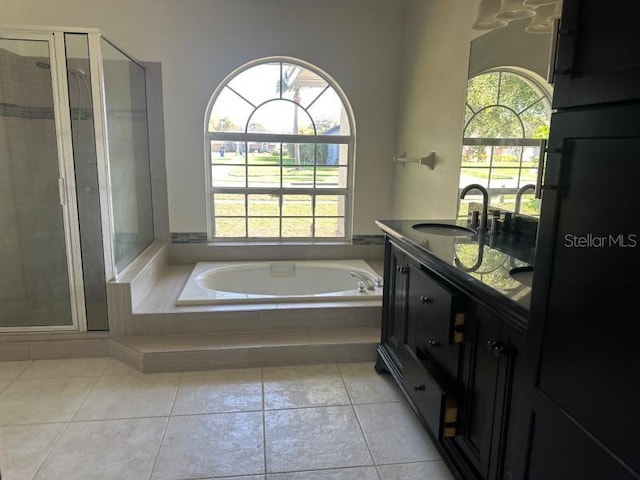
[460,68,552,204]
[204,57,355,242]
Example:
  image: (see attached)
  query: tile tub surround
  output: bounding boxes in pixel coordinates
[104,259,383,372]
[0,358,455,480]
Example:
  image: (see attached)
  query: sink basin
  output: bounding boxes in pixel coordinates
[412,223,476,237]
[509,266,534,286]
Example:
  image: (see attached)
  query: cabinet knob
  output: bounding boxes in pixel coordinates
[486,340,506,357]
[413,384,426,392]
[419,296,433,304]
[427,340,441,348]
[396,266,408,274]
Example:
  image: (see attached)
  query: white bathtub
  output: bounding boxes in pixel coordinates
[176,259,382,305]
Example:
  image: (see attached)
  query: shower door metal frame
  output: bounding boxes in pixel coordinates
[0,29,88,332]
[91,34,155,278]
[87,32,117,283]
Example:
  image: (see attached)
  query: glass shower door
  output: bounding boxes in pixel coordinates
[0,33,84,329]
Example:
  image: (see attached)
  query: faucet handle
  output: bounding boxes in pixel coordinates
[469,210,480,228]
[489,216,500,235]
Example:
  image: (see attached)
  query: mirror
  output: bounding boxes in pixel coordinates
[458,13,556,224]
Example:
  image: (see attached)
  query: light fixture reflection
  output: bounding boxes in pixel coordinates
[495,0,536,20]
[523,0,558,6]
[474,0,510,30]
[525,4,556,33]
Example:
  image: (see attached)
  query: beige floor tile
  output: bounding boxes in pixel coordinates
[267,466,379,479]
[172,368,262,415]
[34,417,165,480]
[0,377,97,425]
[0,380,9,394]
[73,373,181,420]
[263,364,350,409]
[377,461,455,480]
[152,412,264,479]
[18,357,111,379]
[0,361,32,381]
[355,403,441,465]
[338,362,403,404]
[0,423,67,480]
[265,406,373,473]
[202,477,265,480]
[101,358,142,376]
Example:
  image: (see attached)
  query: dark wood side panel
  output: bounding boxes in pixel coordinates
[525,396,639,480]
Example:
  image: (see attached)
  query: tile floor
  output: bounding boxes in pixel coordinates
[0,358,455,480]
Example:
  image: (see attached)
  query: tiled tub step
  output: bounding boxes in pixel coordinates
[110,327,380,373]
[129,303,381,336]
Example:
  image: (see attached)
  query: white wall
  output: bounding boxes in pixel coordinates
[469,18,552,79]
[392,0,476,220]
[3,0,405,235]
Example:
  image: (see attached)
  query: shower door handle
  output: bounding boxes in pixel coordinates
[58,177,67,206]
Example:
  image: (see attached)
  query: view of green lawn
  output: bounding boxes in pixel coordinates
[459,146,542,217]
[212,152,345,238]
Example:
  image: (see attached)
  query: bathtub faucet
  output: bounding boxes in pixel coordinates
[349,271,376,290]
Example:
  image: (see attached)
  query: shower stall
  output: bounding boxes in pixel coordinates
[0,27,155,332]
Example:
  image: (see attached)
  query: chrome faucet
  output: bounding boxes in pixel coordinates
[514,184,536,215]
[460,184,489,232]
[349,271,375,290]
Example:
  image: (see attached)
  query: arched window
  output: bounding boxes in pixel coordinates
[205,58,354,240]
[460,69,551,217]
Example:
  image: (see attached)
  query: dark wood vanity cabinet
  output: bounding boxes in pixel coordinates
[552,0,640,109]
[380,240,409,369]
[377,237,524,480]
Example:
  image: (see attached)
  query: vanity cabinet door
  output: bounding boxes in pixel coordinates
[381,240,409,369]
[552,0,640,108]
[453,301,509,480]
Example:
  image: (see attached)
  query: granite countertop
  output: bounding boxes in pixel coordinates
[375,219,536,323]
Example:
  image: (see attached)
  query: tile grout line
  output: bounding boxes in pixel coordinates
[261,367,268,477]
[148,371,183,480]
[5,361,33,382]
[336,362,381,479]
[23,368,98,480]
[30,420,73,480]
[0,369,23,396]
[265,464,382,477]
[15,357,112,381]
[69,374,103,423]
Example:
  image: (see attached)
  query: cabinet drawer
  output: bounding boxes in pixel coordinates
[402,347,458,439]
[407,262,462,378]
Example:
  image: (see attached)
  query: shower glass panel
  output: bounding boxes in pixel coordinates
[0,37,73,327]
[101,39,154,274]
[65,33,108,330]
